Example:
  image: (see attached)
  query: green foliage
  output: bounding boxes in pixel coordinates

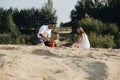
[6,12,21,44]
[17,35,27,44]
[70,0,105,21]
[29,34,38,45]
[0,8,20,44]
[39,0,57,25]
[108,0,120,27]
[114,32,120,48]
[89,32,115,48]
[102,23,118,35]
[0,34,11,44]
[12,0,58,31]
[0,8,11,33]
[70,0,120,30]
[78,17,104,34]
[78,17,119,35]
[60,22,71,27]
[70,33,79,43]
[17,34,38,45]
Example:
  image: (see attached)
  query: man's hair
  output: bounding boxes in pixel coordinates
[48,21,56,24]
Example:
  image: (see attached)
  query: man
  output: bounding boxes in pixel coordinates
[37,22,56,46]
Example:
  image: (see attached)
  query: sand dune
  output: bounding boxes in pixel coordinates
[0,45,120,80]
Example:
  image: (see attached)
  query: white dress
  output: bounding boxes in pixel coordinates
[76,34,90,48]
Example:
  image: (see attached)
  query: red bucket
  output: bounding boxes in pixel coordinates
[49,41,54,47]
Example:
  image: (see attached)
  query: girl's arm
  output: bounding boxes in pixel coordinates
[72,42,77,48]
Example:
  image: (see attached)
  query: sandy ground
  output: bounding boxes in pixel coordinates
[0,45,120,80]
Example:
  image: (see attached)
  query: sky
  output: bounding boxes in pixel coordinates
[0,0,77,27]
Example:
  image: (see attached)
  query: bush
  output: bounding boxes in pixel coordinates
[0,34,11,44]
[17,34,38,45]
[78,17,104,34]
[114,32,120,48]
[9,31,20,44]
[89,32,115,48]
[29,34,38,45]
[0,33,21,44]
[70,33,79,43]
[17,35,27,44]
[102,23,118,35]
[78,18,119,35]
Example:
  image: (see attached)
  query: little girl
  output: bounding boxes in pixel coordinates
[72,27,90,48]
[54,32,60,47]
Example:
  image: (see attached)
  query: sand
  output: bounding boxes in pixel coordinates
[0,45,120,80]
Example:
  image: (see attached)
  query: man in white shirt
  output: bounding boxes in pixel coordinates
[37,22,56,46]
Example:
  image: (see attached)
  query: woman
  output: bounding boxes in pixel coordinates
[72,27,90,48]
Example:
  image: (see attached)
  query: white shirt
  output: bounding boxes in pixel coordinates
[37,25,51,39]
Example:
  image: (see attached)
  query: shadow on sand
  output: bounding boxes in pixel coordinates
[0,53,6,57]
[31,49,63,58]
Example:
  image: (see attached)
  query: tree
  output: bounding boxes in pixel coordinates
[38,0,57,25]
[6,8,20,44]
[70,0,94,33]
[60,22,71,27]
[108,0,120,28]
[0,7,5,33]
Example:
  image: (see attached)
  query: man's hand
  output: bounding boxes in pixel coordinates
[46,38,51,42]
[39,34,51,42]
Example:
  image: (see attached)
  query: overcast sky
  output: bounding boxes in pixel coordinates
[0,0,77,27]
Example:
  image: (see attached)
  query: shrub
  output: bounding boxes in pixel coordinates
[89,32,115,48]
[17,34,38,45]
[114,32,120,48]
[29,34,38,45]
[0,34,11,44]
[70,33,79,43]
[78,17,104,34]
[17,35,27,44]
[78,18,119,35]
[102,23,118,35]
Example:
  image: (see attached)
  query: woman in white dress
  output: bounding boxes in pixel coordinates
[72,27,90,48]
